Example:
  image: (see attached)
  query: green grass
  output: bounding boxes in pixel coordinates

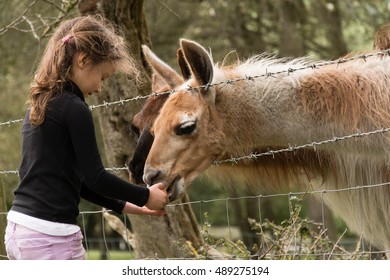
[85,250,135,260]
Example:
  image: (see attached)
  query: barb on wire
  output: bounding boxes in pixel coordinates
[0,170,19,176]
[105,166,128,173]
[0,118,24,127]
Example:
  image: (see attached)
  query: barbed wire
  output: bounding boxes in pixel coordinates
[0,181,388,212]
[1,127,390,176]
[2,48,390,128]
[79,47,390,111]
[214,127,390,165]
[2,168,390,203]
[167,181,390,208]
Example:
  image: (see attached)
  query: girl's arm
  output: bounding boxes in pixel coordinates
[80,182,165,216]
[65,100,150,206]
[79,181,125,213]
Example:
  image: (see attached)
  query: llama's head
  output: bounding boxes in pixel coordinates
[129,39,224,201]
[128,46,188,185]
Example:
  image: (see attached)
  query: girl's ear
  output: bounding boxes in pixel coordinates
[76,52,89,69]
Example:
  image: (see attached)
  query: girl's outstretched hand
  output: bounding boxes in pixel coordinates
[122,202,166,216]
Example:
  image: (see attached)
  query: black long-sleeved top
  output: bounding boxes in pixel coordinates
[11,81,149,225]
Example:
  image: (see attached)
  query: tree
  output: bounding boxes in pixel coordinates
[311,0,348,58]
[277,0,306,57]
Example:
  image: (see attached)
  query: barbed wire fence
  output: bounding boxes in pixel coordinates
[1,49,390,259]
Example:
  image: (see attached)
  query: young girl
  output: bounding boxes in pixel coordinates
[4,15,168,260]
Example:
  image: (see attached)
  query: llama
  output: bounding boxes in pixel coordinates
[129,39,390,257]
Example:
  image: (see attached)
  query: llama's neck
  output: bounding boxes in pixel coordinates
[214,75,311,151]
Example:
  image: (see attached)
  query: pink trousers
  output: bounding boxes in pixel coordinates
[4,221,85,260]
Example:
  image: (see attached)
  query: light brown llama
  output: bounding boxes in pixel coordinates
[129,39,390,258]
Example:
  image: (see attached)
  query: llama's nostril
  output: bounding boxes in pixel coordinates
[143,168,161,186]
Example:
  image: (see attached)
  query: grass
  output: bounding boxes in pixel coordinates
[85,250,135,260]
[178,196,384,260]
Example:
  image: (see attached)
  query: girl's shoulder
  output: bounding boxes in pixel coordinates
[50,90,86,109]
[48,88,90,123]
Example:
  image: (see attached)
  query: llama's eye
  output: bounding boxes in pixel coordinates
[175,121,197,136]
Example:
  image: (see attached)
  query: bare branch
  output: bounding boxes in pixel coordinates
[0,0,37,36]
[103,210,135,249]
[22,16,40,41]
[40,0,79,38]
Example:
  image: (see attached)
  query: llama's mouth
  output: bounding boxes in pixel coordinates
[167,176,185,202]
[165,179,175,197]
[143,174,185,202]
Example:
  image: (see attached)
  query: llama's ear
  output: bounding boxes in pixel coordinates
[180,39,215,104]
[177,48,191,80]
[151,74,169,92]
[142,45,184,88]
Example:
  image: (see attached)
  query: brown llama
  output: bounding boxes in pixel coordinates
[129,37,390,258]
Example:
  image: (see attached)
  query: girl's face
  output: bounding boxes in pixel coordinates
[71,53,116,97]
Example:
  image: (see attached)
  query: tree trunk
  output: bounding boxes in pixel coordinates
[313,0,348,57]
[274,0,337,240]
[78,0,202,258]
[277,0,307,57]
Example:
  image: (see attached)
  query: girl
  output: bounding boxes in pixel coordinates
[4,15,168,260]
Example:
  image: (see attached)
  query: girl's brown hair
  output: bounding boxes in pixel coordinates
[29,15,138,126]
